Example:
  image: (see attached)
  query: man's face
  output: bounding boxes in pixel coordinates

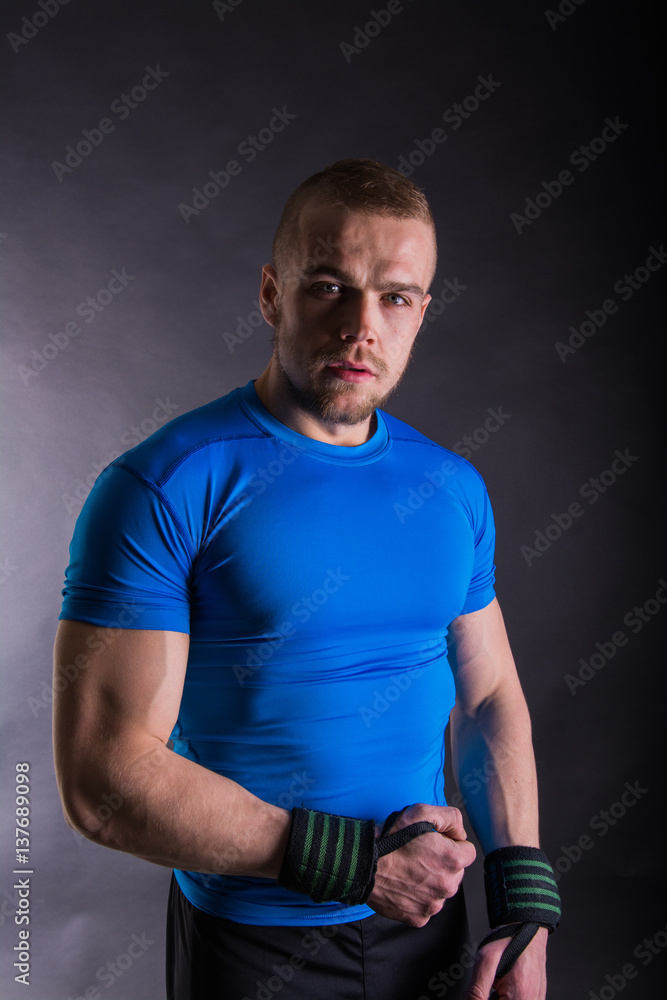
[261,202,435,428]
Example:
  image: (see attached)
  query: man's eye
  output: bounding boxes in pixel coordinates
[313,282,341,294]
[386,292,408,306]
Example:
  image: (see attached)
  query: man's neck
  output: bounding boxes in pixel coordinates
[253,366,376,447]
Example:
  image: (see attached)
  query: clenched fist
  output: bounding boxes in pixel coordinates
[368,804,476,926]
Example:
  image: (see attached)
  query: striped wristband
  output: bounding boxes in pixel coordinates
[480,846,561,984]
[484,845,561,930]
[277,805,436,906]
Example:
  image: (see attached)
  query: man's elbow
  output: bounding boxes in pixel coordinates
[60,798,93,839]
[57,777,127,847]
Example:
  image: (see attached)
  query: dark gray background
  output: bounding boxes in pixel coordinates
[1,1,664,997]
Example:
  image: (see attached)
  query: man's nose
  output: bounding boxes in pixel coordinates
[338,294,376,343]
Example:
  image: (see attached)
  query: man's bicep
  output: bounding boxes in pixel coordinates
[53,621,189,835]
[53,620,190,749]
[448,597,522,714]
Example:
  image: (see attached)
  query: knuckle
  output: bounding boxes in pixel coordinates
[440,844,465,871]
[446,805,462,824]
[433,874,452,896]
[442,876,462,899]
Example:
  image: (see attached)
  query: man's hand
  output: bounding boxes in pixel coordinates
[367,804,476,926]
[465,925,548,999]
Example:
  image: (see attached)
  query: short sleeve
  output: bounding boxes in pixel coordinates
[459,474,496,615]
[59,463,193,633]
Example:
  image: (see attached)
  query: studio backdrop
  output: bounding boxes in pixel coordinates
[1,1,664,997]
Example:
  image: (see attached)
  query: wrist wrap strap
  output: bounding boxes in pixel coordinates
[277,805,436,905]
[485,922,541,985]
[484,846,561,930]
[480,846,561,991]
[377,806,436,856]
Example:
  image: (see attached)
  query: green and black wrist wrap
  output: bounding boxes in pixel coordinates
[480,845,561,985]
[277,805,435,906]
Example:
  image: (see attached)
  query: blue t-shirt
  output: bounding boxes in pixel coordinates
[60,379,496,925]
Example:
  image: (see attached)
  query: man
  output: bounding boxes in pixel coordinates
[53,159,559,999]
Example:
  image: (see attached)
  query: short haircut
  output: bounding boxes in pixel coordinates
[272,157,437,282]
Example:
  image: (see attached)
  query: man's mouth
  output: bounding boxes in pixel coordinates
[325,361,376,383]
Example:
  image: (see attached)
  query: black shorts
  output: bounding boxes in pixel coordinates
[166,873,474,1000]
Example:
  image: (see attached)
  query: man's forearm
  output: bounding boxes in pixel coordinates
[60,737,291,878]
[449,690,540,853]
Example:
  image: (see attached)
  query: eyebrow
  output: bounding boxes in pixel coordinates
[302,265,426,298]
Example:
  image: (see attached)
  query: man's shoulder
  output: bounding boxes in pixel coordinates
[110,382,263,485]
[380,407,442,450]
[380,408,489,491]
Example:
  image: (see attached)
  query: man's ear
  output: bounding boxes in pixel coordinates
[260,264,280,328]
[418,293,432,327]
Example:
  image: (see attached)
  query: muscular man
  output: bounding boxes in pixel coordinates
[53,159,559,999]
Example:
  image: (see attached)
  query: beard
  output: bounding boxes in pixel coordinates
[272,320,414,427]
